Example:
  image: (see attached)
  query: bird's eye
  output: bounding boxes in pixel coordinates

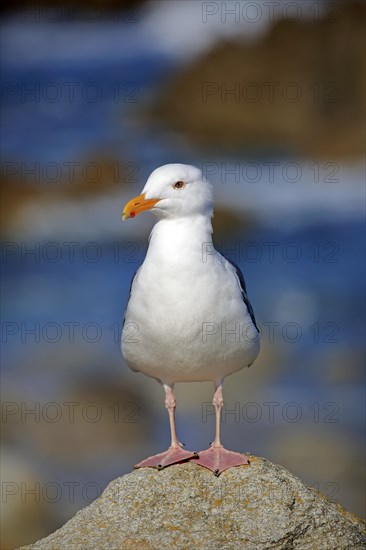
[173,180,185,190]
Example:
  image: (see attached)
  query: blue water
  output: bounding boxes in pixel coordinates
[2,56,175,164]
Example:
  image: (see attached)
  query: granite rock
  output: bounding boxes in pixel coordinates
[20,456,366,550]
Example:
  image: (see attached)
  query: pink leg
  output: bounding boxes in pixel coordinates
[192,383,250,476]
[165,385,181,449]
[134,384,197,470]
[212,385,224,448]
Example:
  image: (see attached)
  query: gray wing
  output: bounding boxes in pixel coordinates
[122,266,141,329]
[222,255,259,333]
[122,266,142,373]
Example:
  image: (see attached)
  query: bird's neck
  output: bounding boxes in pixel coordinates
[147,215,213,261]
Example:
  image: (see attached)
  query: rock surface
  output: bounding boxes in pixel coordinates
[152,2,365,159]
[20,457,365,550]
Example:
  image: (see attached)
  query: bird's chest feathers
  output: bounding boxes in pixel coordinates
[131,248,226,334]
[127,221,236,335]
[138,252,216,315]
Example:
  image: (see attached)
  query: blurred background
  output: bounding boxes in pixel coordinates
[1,1,365,547]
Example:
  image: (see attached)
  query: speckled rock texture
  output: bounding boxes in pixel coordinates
[20,457,365,550]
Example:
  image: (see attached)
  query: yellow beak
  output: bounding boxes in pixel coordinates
[122,193,160,221]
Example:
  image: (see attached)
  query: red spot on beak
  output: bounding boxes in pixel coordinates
[130,212,136,218]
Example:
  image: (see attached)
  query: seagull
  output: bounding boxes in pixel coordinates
[121,164,260,475]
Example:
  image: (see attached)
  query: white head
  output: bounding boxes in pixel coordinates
[122,164,213,221]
